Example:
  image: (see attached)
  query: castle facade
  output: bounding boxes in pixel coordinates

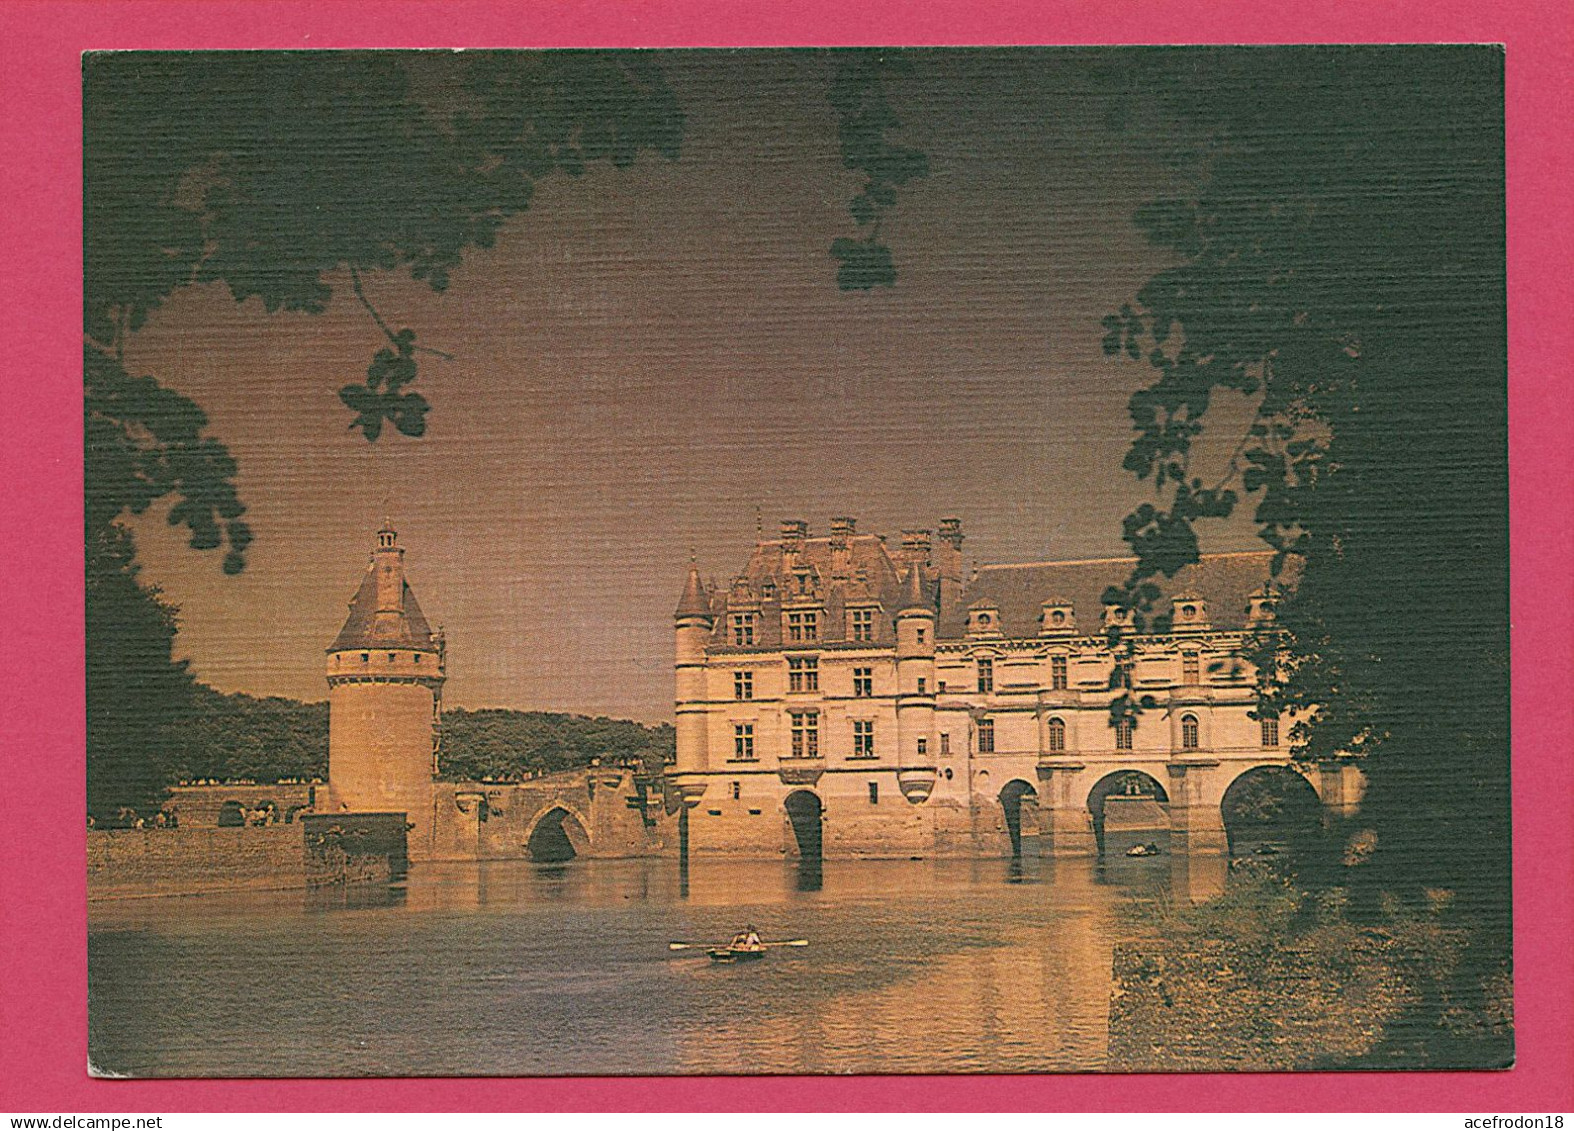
[670,517,1354,860]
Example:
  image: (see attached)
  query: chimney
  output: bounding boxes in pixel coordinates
[780,518,808,550]
[828,516,856,577]
[897,529,932,571]
[936,517,964,610]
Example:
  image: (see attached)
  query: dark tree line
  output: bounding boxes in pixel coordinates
[158,685,673,790]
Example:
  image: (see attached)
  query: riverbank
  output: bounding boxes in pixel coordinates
[1106,863,1513,1071]
[88,814,407,900]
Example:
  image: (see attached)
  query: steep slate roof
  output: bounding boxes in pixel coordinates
[936,550,1283,640]
[328,563,440,653]
[705,532,940,647]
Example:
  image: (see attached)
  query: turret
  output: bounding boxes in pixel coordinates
[325,523,445,860]
[893,566,937,803]
[672,560,714,804]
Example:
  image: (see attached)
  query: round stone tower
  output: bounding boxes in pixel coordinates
[325,522,445,860]
[894,564,938,803]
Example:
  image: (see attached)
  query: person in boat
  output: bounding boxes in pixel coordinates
[729,926,763,950]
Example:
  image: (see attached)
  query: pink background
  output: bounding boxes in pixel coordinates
[3,0,1569,1112]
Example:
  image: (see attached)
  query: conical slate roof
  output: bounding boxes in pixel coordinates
[328,562,439,653]
[674,563,713,619]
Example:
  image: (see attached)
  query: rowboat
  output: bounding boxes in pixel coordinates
[706,943,767,963]
[668,934,809,962]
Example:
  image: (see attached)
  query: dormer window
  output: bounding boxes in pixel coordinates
[787,610,818,643]
[1171,593,1210,632]
[1103,604,1133,631]
[968,604,1003,638]
[1040,601,1075,636]
[730,613,756,646]
[849,607,875,642]
[761,581,777,601]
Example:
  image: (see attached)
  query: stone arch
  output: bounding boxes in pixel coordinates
[217,800,246,828]
[1086,770,1170,855]
[998,779,1039,857]
[524,804,591,862]
[783,789,823,864]
[1219,764,1323,855]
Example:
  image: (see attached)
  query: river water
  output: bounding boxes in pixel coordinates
[88,847,1230,1076]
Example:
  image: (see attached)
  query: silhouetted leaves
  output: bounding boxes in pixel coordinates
[828,51,930,290]
[84,50,686,573]
[1100,48,1507,905]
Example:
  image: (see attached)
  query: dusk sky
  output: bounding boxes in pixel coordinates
[119,50,1265,722]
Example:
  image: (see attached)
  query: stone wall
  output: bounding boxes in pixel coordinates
[88,817,409,900]
[300,812,408,886]
[162,782,316,827]
[88,826,306,900]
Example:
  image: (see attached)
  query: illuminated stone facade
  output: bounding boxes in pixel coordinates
[671,517,1360,859]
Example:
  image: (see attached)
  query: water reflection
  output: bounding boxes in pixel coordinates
[88,853,1254,1077]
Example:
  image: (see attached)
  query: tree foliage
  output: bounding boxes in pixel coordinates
[162,687,674,786]
[1101,49,1507,901]
[85,50,685,571]
[83,52,685,813]
[86,527,193,818]
[827,50,930,290]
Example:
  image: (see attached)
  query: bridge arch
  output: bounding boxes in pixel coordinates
[997,779,1039,857]
[1219,764,1323,855]
[783,789,823,864]
[524,804,591,862]
[1087,770,1170,855]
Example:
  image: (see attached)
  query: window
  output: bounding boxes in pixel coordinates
[852,667,873,697]
[1047,717,1066,753]
[790,711,819,758]
[977,718,995,754]
[868,781,879,804]
[788,656,819,692]
[938,680,947,693]
[360,652,369,663]
[414,654,421,664]
[1261,714,1280,748]
[730,613,755,646]
[1051,655,1068,690]
[940,733,951,756]
[917,737,928,757]
[733,723,755,761]
[917,677,927,695]
[1181,713,1200,750]
[730,782,741,801]
[1113,656,1133,689]
[849,608,874,642]
[852,720,875,758]
[916,627,926,645]
[1182,652,1200,685]
[734,671,753,700]
[388,652,397,662]
[1115,717,1134,751]
[977,658,994,693]
[787,611,818,643]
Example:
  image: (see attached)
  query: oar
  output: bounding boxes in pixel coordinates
[667,939,809,951]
